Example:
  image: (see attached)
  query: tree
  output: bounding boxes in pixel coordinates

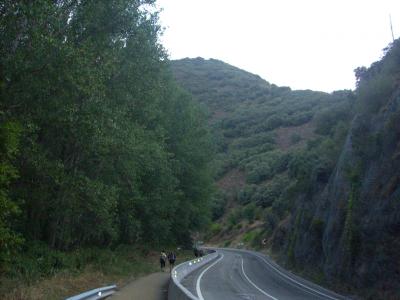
[0,0,214,254]
[0,120,22,267]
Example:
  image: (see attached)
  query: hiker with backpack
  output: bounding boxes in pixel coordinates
[160,250,167,271]
[167,251,176,272]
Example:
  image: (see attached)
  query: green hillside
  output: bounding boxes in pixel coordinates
[171,57,354,230]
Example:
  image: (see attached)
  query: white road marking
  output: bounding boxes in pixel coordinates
[196,253,224,300]
[253,253,340,300]
[241,257,279,300]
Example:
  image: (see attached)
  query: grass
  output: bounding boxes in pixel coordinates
[0,243,194,300]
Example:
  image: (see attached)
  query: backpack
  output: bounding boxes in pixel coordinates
[160,252,166,261]
[168,252,176,261]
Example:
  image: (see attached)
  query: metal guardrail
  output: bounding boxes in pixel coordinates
[168,249,218,300]
[66,250,216,300]
[65,284,117,300]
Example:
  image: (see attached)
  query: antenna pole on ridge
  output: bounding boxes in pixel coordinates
[390,14,395,42]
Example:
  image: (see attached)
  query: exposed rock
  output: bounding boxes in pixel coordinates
[284,89,400,297]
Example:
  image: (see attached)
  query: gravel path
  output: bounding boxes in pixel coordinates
[111,272,170,300]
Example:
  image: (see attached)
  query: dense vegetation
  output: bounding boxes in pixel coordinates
[171,58,354,231]
[0,0,214,280]
[171,40,400,298]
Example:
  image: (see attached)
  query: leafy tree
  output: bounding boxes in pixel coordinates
[0,120,23,267]
[0,0,215,262]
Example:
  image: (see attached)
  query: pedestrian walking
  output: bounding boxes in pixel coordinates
[160,250,167,272]
[168,251,176,272]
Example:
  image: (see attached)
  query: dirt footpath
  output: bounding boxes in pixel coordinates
[111,272,170,300]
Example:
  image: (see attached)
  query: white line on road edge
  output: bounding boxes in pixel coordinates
[241,257,279,300]
[253,253,340,300]
[196,253,224,300]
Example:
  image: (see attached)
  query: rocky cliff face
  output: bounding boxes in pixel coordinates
[280,42,400,298]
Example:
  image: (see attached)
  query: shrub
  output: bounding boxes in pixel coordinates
[211,192,228,221]
[243,203,257,223]
[314,103,352,136]
[209,223,222,236]
[264,208,279,232]
[235,223,243,230]
[237,185,257,205]
[242,229,263,248]
[290,133,302,144]
[242,231,257,243]
[227,209,243,226]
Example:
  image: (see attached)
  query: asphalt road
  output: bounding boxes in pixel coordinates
[181,248,347,300]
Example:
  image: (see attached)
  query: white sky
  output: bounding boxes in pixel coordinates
[156,0,400,92]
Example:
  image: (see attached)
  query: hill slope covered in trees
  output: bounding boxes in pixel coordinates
[171,44,400,298]
[171,58,354,229]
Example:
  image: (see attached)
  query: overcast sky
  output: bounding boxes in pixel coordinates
[156,0,400,92]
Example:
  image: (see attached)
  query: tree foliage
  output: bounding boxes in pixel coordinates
[0,0,214,267]
[0,120,23,267]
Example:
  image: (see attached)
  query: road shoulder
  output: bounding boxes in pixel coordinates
[111,272,170,300]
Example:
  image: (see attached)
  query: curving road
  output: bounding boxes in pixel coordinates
[181,248,348,300]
